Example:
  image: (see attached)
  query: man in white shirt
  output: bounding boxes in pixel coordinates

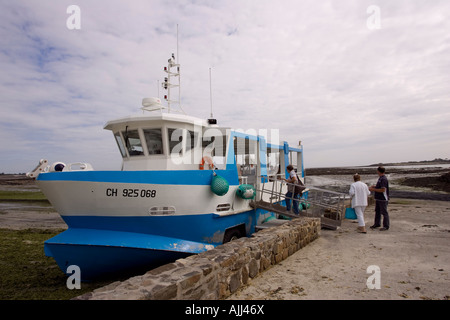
[349,173,371,233]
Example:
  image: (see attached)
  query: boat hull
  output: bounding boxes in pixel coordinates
[44,228,212,281]
[36,170,277,280]
[44,209,269,281]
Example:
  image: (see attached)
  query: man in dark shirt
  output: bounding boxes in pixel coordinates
[369,166,390,231]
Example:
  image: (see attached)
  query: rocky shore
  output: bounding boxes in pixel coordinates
[305,164,450,176]
[305,166,450,201]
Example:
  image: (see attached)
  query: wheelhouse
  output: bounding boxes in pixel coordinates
[105,112,304,186]
[104,113,229,171]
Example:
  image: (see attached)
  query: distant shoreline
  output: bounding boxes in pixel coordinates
[304,163,450,201]
[366,158,450,167]
[305,158,450,172]
[305,165,449,176]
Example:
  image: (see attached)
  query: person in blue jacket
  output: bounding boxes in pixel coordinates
[369,166,390,231]
[283,165,300,215]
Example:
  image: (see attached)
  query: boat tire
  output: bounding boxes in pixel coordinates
[223,224,246,243]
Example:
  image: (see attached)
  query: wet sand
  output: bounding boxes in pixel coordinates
[0,201,66,230]
[0,174,67,230]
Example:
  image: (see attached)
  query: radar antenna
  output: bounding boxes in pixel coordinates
[142,25,186,114]
[162,53,184,114]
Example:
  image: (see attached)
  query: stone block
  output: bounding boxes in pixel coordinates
[241,266,249,285]
[273,241,283,255]
[180,270,202,290]
[282,247,289,260]
[146,262,177,276]
[151,283,178,300]
[260,256,271,272]
[218,281,229,299]
[229,272,241,293]
[248,259,259,278]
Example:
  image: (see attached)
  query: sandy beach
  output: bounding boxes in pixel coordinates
[229,198,450,300]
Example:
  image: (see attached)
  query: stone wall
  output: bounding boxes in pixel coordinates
[75,217,320,300]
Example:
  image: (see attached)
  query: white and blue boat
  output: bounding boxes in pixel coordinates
[27,54,306,280]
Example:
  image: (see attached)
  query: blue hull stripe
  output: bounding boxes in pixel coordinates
[60,211,258,245]
[37,169,239,185]
[45,228,213,253]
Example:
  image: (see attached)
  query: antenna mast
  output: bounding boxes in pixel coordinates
[209,67,213,118]
[161,25,185,114]
[207,67,217,125]
[177,24,181,109]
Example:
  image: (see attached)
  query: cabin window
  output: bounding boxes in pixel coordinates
[234,137,257,185]
[143,129,163,155]
[186,130,199,152]
[186,129,202,165]
[289,151,302,176]
[202,135,214,153]
[114,132,127,158]
[168,128,183,155]
[297,152,303,176]
[122,129,144,156]
[267,148,280,176]
[203,134,227,169]
[234,137,257,165]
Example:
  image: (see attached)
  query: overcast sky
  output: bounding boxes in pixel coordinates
[1,0,449,173]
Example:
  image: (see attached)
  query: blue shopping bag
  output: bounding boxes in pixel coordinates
[345,207,357,219]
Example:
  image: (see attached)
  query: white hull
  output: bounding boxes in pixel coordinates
[37,180,258,217]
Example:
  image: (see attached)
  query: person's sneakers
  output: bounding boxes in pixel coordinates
[379,227,389,231]
[370,225,380,229]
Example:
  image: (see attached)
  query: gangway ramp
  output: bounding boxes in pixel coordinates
[253,176,349,230]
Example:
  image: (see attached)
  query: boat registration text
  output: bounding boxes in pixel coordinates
[106,188,157,198]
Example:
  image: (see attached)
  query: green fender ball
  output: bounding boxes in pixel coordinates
[211,174,229,196]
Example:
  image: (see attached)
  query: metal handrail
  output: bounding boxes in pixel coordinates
[254,174,349,218]
[256,174,308,204]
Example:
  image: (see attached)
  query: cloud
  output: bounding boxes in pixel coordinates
[1,0,449,173]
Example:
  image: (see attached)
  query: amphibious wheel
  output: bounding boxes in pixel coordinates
[223,224,246,243]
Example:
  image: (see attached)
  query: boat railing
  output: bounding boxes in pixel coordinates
[26,159,94,178]
[63,162,94,171]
